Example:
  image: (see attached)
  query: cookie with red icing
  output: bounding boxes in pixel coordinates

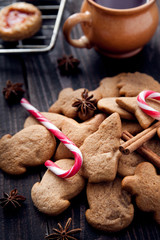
[0,2,42,41]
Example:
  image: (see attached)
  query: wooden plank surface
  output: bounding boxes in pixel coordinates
[1,0,160,239]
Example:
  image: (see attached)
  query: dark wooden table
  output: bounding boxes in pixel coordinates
[1,0,160,239]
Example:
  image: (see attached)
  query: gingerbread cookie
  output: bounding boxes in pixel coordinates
[97,74,124,98]
[118,140,144,177]
[31,159,85,215]
[86,177,134,232]
[117,72,160,97]
[121,120,143,135]
[0,125,56,175]
[157,127,160,138]
[49,88,101,121]
[24,112,75,130]
[0,2,42,41]
[145,136,160,158]
[80,113,121,183]
[116,97,160,129]
[97,97,135,120]
[54,114,106,160]
[118,135,160,177]
[122,162,160,224]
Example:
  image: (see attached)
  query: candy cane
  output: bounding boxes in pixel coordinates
[137,90,160,120]
[20,98,83,178]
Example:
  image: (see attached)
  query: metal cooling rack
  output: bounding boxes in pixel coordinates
[0,0,66,53]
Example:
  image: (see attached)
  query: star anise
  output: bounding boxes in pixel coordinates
[72,89,97,120]
[3,80,25,103]
[45,217,81,240]
[0,189,26,209]
[57,55,80,75]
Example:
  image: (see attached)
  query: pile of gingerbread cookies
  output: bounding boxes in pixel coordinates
[1,72,160,232]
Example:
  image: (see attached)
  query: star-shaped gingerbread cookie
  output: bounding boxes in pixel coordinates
[116,97,160,129]
[48,88,101,121]
[97,97,135,120]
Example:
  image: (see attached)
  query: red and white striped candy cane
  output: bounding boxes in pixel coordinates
[20,98,83,178]
[137,90,160,120]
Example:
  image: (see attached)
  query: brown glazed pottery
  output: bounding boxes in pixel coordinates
[63,0,159,58]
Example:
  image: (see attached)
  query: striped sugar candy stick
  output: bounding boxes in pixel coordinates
[20,98,83,178]
[137,90,160,120]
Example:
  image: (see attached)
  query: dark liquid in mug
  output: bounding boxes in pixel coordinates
[93,0,148,9]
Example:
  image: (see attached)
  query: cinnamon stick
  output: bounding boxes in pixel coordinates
[121,130,160,169]
[119,121,160,155]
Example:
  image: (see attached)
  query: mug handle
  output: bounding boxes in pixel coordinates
[63,11,92,48]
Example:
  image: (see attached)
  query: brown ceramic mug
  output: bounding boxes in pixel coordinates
[63,0,159,58]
